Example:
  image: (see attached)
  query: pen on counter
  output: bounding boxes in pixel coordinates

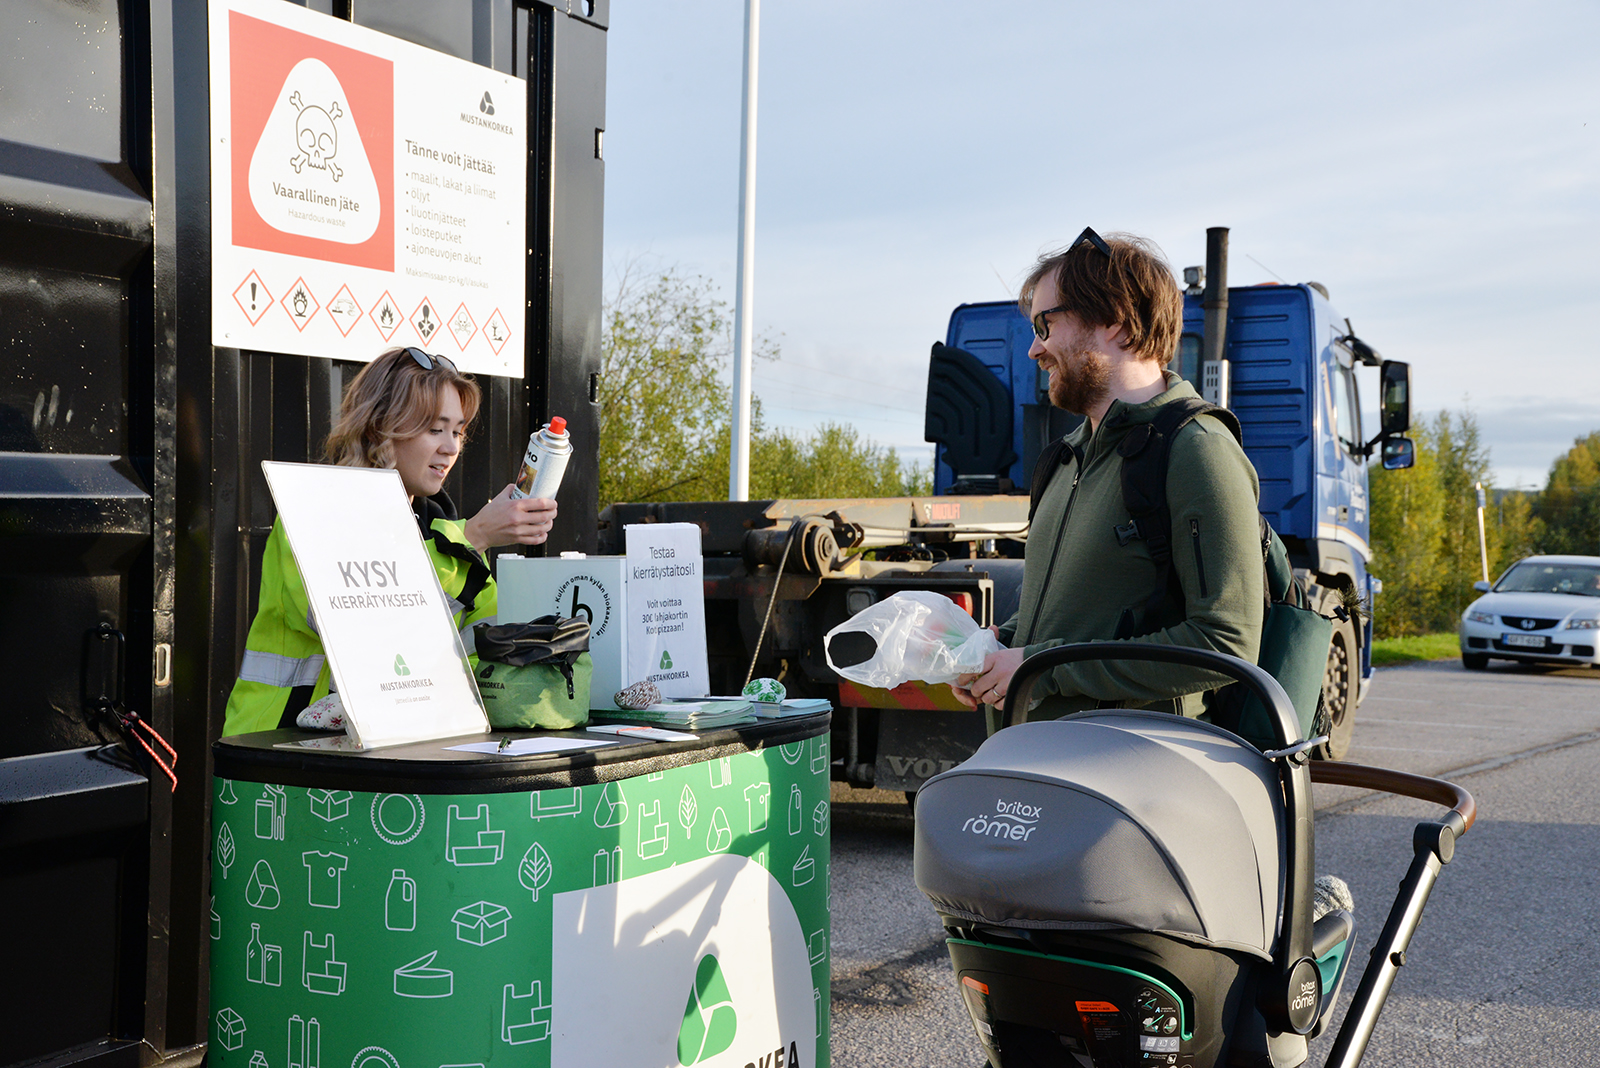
[497,735,512,752]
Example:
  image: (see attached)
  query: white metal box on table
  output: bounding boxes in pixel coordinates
[497,555,630,708]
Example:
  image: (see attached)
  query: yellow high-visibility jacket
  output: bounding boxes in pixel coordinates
[221,494,497,736]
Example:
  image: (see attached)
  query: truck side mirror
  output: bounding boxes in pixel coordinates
[1381,436,1415,470]
[1379,360,1410,436]
[1473,580,1491,593]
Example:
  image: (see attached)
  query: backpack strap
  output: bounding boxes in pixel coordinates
[1113,398,1242,638]
[1028,436,1075,522]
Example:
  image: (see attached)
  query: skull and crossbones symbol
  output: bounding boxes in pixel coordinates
[288,91,343,182]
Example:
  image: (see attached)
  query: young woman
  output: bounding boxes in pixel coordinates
[221,347,558,735]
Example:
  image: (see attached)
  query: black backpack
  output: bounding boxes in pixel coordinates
[1028,398,1335,748]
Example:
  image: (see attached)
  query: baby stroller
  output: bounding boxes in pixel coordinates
[913,643,1474,1068]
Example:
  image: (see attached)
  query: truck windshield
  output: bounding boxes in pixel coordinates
[1495,562,1600,596]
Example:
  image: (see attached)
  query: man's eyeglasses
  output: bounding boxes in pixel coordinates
[1030,227,1114,341]
[404,347,456,372]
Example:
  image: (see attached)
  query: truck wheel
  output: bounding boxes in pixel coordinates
[1314,611,1357,761]
[1462,652,1489,670]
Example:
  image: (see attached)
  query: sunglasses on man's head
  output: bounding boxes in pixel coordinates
[1068,226,1112,259]
[1030,227,1114,341]
[403,347,456,372]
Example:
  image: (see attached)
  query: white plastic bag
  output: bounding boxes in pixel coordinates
[823,591,1002,688]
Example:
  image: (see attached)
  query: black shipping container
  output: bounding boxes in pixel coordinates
[0,2,606,1062]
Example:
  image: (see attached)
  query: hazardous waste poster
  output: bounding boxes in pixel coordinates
[208,0,527,375]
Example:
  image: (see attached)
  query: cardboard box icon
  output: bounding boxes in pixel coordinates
[453,900,512,945]
[308,788,352,822]
[214,1006,246,1051]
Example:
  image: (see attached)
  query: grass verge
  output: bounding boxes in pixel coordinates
[1371,632,1459,667]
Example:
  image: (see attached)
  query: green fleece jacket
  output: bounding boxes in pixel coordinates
[995,373,1263,729]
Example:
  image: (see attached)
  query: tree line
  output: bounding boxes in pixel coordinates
[596,266,929,510]
[1369,412,1600,638]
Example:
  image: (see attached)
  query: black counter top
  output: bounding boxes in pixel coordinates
[213,712,831,794]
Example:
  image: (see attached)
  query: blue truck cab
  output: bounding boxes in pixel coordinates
[928,280,1413,751]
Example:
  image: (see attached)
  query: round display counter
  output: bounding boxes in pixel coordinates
[209,714,831,1068]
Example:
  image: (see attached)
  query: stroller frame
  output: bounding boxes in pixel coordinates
[922,643,1474,1068]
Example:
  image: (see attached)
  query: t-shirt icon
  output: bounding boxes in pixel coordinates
[744,782,771,833]
[302,850,349,909]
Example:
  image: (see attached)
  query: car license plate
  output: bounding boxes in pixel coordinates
[1503,633,1548,649]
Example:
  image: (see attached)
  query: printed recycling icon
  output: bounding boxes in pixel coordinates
[245,859,280,909]
[519,842,553,901]
[594,780,628,828]
[677,954,738,1065]
[453,900,512,946]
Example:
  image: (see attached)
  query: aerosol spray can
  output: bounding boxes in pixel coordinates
[511,416,572,500]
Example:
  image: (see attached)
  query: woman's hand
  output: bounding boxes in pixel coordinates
[464,485,558,551]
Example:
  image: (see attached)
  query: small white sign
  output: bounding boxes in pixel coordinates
[208,0,527,374]
[261,461,489,748]
[625,524,710,700]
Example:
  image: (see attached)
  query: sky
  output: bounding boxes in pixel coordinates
[600,2,1600,490]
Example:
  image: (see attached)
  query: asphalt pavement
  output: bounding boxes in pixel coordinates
[827,658,1600,1067]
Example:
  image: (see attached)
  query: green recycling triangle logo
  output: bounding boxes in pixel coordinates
[660,649,674,670]
[677,954,737,1065]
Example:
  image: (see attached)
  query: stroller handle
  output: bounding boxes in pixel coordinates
[1310,760,1477,833]
[1002,642,1301,747]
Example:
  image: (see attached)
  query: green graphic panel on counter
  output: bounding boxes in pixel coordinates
[210,738,831,1068]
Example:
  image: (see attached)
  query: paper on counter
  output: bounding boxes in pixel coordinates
[586,724,699,742]
[447,737,623,756]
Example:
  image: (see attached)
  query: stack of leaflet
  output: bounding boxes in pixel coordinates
[596,699,757,730]
[751,697,832,719]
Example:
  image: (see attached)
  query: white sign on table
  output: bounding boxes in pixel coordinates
[624,523,710,700]
[208,0,527,375]
[261,461,489,748]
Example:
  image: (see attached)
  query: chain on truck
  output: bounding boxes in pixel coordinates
[602,226,1415,796]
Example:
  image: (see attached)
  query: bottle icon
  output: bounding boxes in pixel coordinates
[247,922,263,983]
[788,784,803,835]
[511,417,573,500]
[386,869,416,931]
[246,921,282,986]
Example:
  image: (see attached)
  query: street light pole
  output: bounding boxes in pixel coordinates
[1475,482,1490,584]
[728,0,760,501]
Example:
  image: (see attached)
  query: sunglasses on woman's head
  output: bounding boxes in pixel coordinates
[403,347,456,372]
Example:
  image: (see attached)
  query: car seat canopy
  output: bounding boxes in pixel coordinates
[914,714,1285,958]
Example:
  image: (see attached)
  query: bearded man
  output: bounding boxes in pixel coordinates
[952,228,1263,730]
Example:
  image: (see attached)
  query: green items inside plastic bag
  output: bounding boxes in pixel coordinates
[473,615,592,729]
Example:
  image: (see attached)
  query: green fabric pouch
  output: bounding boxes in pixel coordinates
[474,615,592,729]
[1210,522,1334,749]
[1233,599,1333,747]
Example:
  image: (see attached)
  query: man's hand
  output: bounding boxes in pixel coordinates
[950,645,1026,710]
[464,485,558,551]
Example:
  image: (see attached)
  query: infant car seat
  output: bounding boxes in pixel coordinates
[914,644,1355,1068]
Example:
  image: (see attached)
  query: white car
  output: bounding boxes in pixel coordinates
[1459,555,1600,669]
